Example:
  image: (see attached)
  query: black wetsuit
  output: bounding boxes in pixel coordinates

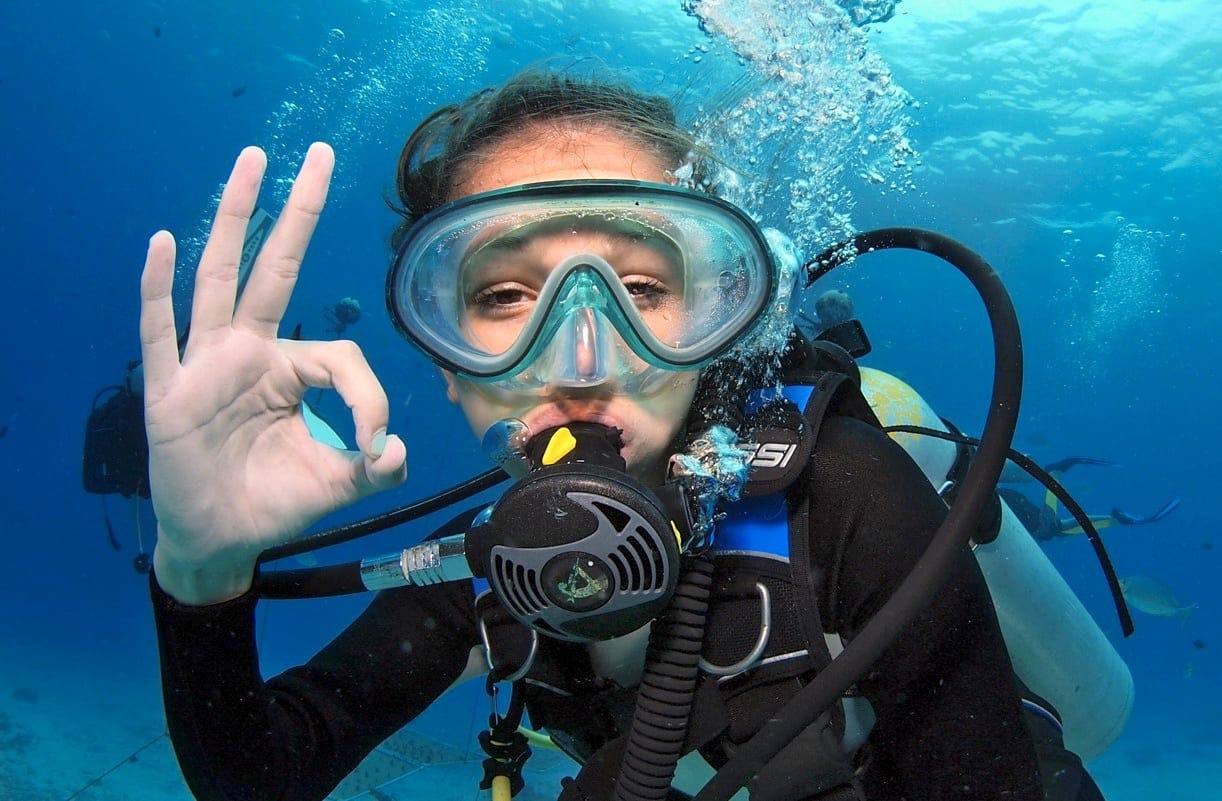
[152,417,1048,801]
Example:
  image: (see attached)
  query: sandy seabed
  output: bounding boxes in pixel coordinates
[3,642,1216,801]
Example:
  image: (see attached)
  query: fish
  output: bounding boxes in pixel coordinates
[284,52,320,71]
[1118,575,1197,620]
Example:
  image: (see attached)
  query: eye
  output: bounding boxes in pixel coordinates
[622,276,674,310]
[469,283,535,317]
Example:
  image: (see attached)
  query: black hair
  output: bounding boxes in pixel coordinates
[387,68,712,253]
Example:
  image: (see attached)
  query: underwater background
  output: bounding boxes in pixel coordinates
[0,0,1216,798]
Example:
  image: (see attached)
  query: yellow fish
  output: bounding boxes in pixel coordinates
[1119,575,1197,620]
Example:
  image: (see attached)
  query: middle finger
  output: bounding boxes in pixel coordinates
[234,142,336,337]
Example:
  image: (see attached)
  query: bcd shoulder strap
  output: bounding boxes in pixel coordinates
[677,364,876,800]
[741,366,881,499]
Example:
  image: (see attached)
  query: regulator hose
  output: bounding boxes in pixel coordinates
[614,554,715,801]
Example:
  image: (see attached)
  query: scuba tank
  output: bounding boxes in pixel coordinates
[860,367,1133,759]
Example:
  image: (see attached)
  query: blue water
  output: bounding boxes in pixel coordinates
[0,1,1217,798]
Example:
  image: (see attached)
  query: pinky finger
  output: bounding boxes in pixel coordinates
[140,231,182,398]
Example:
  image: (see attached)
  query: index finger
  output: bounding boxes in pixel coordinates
[187,146,268,344]
[281,338,389,459]
[234,142,336,336]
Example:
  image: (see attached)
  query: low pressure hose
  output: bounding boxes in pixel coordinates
[693,228,1025,801]
[614,554,715,801]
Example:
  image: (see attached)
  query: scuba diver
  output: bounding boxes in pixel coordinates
[323,295,362,335]
[82,358,154,572]
[997,457,1180,542]
[1000,487,1180,542]
[798,288,856,336]
[142,70,1116,801]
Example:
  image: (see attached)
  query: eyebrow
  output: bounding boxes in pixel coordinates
[474,214,683,261]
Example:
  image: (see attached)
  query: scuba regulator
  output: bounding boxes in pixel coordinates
[358,420,699,643]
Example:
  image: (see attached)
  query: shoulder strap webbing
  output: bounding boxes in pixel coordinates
[783,370,875,656]
[775,371,870,799]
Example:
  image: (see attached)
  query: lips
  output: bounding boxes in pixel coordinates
[521,405,629,449]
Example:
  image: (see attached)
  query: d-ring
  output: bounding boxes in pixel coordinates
[699,581,771,677]
[479,618,539,683]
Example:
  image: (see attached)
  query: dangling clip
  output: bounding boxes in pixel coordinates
[480,674,532,799]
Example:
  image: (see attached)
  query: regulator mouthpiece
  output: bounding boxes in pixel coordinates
[523,422,627,472]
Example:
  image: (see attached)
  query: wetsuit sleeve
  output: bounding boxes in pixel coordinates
[150,516,483,801]
[806,416,1043,800]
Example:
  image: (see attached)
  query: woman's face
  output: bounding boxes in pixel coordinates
[439,123,700,483]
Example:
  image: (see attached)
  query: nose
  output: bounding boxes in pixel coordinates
[570,307,600,382]
[548,306,612,387]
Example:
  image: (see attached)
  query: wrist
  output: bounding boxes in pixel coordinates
[152,534,257,606]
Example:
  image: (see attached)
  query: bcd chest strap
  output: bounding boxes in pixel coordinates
[680,558,864,801]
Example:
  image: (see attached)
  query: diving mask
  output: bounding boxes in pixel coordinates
[386,180,777,389]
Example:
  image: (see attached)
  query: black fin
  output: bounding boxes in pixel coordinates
[1113,498,1181,525]
[1043,456,1116,474]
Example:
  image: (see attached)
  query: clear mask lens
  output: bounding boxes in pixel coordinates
[389,181,776,382]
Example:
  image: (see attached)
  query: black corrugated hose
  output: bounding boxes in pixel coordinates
[613,553,715,801]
